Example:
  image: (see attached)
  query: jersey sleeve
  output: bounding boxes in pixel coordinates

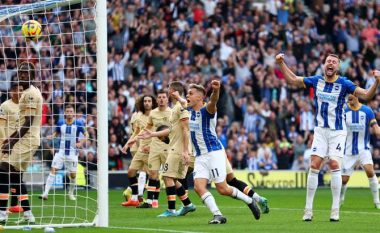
[20,92,39,116]
[344,78,357,94]
[76,120,86,137]
[179,106,189,120]
[302,75,319,88]
[365,107,377,127]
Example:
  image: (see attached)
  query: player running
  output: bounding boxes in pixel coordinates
[186,81,260,224]
[276,53,380,221]
[39,105,87,201]
[340,94,380,209]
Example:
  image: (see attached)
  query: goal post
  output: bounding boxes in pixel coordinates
[95,0,108,227]
[0,0,108,229]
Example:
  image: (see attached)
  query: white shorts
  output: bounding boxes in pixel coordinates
[193,150,227,184]
[51,152,78,173]
[342,150,373,176]
[311,127,347,159]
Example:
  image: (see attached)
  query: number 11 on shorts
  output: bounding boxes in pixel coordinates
[211,168,219,178]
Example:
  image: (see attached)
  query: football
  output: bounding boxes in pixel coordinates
[21,20,42,40]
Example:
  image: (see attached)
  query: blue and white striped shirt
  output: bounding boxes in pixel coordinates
[303,75,357,130]
[188,107,223,156]
[56,119,85,156]
[345,105,377,155]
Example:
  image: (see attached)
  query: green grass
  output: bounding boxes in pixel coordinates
[3,188,380,232]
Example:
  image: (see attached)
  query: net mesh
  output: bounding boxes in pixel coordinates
[0,0,98,227]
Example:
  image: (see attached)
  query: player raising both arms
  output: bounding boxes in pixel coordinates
[0,83,24,213]
[276,53,380,221]
[0,62,43,224]
[122,95,156,207]
[39,105,87,201]
[340,94,380,209]
[186,81,260,224]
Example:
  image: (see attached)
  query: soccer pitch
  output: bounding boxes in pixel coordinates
[5,188,380,233]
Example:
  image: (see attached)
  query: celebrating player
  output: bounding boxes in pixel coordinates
[137,89,171,208]
[276,53,380,221]
[39,105,87,201]
[0,62,42,224]
[121,95,156,207]
[186,81,260,224]
[0,84,24,213]
[340,94,380,209]
[139,82,196,217]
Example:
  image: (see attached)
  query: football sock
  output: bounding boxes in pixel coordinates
[166,186,176,210]
[201,192,222,216]
[10,186,18,206]
[305,169,319,210]
[138,171,146,197]
[340,184,347,203]
[69,177,76,195]
[176,185,191,206]
[331,169,342,210]
[231,186,252,204]
[129,176,138,201]
[43,173,55,196]
[369,176,379,204]
[147,179,156,204]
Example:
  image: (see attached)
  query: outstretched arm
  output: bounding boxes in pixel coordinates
[353,70,380,101]
[206,80,220,114]
[276,53,305,88]
[371,122,380,138]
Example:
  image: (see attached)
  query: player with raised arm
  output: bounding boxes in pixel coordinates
[139,82,196,217]
[0,62,42,224]
[187,81,260,224]
[276,53,380,221]
[121,95,156,207]
[0,84,24,213]
[137,89,171,208]
[39,105,87,201]
[340,94,380,209]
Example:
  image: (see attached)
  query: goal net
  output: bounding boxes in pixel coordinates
[0,0,106,229]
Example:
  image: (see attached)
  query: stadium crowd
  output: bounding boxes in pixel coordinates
[1,0,380,172]
[105,0,380,171]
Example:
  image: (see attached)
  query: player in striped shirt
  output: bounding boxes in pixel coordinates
[187,80,260,224]
[39,105,87,201]
[340,94,380,209]
[276,53,380,221]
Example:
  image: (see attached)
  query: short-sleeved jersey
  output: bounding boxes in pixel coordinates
[0,99,19,144]
[18,85,43,146]
[136,113,151,149]
[56,119,85,156]
[345,104,377,155]
[129,111,141,153]
[169,101,191,154]
[303,75,357,130]
[148,107,171,152]
[189,106,223,156]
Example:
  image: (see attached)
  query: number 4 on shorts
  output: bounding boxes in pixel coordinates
[336,143,342,151]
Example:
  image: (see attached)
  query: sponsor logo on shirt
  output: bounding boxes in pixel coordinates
[317,92,338,103]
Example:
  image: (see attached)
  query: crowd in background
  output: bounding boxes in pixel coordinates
[106,0,380,172]
[1,0,380,172]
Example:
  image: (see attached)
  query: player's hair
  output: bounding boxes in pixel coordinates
[138,94,157,114]
[169,81,186,96]
[189,83,206,96]
[18,61,36,80]
[325,54,340,63]
[65,104,75,110]
[157,89,168,96]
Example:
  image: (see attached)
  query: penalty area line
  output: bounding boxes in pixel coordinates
[109,226,208,233]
